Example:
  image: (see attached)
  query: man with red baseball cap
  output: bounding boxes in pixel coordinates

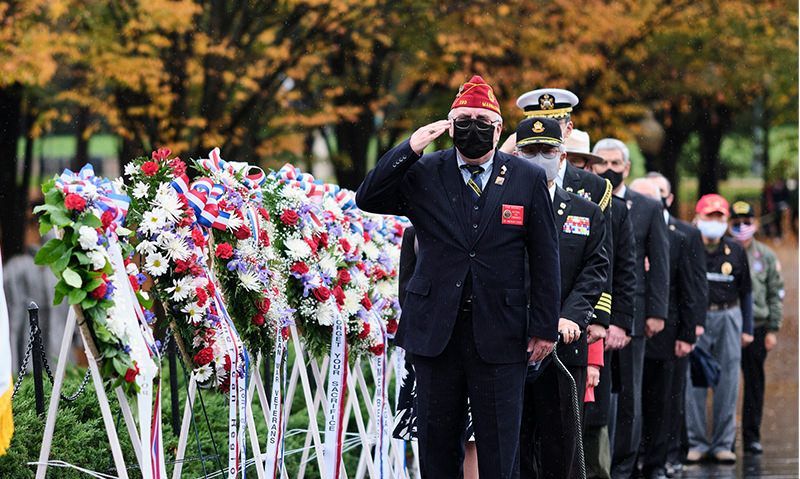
[357,75,560,478]
[684,193,754,465]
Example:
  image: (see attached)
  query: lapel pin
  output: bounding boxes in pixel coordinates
[495,176,505,185]
[566,187,573,192]
[560,202,566,209]
[557,209,564,215]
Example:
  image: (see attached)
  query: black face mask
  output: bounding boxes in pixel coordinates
[661,197,669,210]
[452,120,495,159]
[600,169,623,189]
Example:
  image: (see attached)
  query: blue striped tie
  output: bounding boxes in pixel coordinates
[461,164,484,201]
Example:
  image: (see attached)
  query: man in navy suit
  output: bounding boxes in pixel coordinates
[356,75,561,478]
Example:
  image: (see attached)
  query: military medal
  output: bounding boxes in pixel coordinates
[721,262,733,275]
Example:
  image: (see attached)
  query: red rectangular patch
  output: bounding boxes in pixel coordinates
[501,204,524,225]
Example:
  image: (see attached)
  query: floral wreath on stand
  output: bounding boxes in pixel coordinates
[35,165,156,395]
[123,148,232,389]
[193,148,293,356]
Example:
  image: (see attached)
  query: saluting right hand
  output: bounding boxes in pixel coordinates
[409,120,451,155]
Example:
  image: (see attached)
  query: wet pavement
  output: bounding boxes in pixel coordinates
[680,239,798,478]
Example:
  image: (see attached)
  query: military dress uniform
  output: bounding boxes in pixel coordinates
[685,196,753,460]
[514,118,609,479]
[732,202,785,453]
[609,186,670,479]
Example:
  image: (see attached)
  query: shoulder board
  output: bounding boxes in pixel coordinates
[598,179,613,212]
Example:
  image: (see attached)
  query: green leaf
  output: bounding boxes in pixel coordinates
[82,214,102,228]
[53,249,73,273]
[50,209,73,227]
[53,289,65,305]
[68,288,87,305]
[112,357,129,376]
[35,238,64,265]
[85,277,103,291]
[62,267,82,288]
[39,221,53,236]
[80,297,98,310]
[75,251,90,265]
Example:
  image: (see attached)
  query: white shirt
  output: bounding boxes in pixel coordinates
[548,183,556,202]
[663,209,670,225]
[555,161,567,189]
[614,184,627,200]
[457,151,494,190]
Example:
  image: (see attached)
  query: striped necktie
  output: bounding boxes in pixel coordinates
[461,164,485,201]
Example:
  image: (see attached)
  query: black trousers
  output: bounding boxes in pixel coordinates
[640,358,675,476]
[610,335,645,479]
[665,356,689,464]
[520,361,586,479]
[742,326,769,444]
[413,308,527,479]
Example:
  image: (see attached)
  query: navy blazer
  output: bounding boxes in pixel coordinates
[356,140,561,364]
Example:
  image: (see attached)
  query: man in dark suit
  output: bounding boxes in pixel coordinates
[356,75,561,478]
[513,117,609,479]
[646,172,708,475]
[591,138,670,479]
[630,179,701,479]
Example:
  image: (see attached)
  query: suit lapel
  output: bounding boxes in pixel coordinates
[472,153,510,246]
[562,163,580,193]
[437,149,470,247]
[553,187,572,234]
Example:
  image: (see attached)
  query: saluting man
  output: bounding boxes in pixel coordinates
[501,89,613,346]
[514,117,609,479]
[356,75,561,478]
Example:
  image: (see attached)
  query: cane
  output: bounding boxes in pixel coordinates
[551,335,587,479]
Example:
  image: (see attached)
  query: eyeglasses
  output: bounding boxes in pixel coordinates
[731,220,753,226]
[517,144,561,160]
[453,118,498,132]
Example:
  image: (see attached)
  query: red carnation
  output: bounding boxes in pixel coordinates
[129,275,140,292]
[332,285,346,306]
[206,280,216,296]
[361,295,373,310]
[313,286,331,302]
[195,287,208,307]
[356,262,366,272]
[316,232,329,248]
[373,268,387,280]
[101,209,115,229]
[358,322,371,339]
[124,365,139,383]
[193,347,214,366]
[281,327,290,340]
[223,355,232,372]
[169,158,186,176]
[191,228,205,248]
[215,243,234,259]
[338,238,351,253]
[234,224,251,240]
[290,262,309,275]
[256,297,271,313]
[304,237,319,255]
[337,269,351,285]
[363,232,371,242]
[369,344,385,356]
[387,318,399,335]
[280,209,299,226]
[259,230,270,247]
[252,313,265,326]
[64,193,86,212]
[90,282,108,300]
[141,161,159,176]
[258,207,270,221]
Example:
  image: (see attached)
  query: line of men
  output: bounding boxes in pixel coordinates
[357,76,784,479]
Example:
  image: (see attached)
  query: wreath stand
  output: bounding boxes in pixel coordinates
[34,306,152,479]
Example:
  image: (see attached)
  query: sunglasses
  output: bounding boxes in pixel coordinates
[517,144,561,160]
[453,118,498,132]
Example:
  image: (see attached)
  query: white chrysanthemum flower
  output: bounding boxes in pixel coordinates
[132,182,149,199]
[141,210,167,233]
[375,280,396,300]
[237,271,260,291]
[182,302,205,324]
[194,365,213,383]
[124,162,138,176]
[135,240,157,256]
[237,238,258,259]
[343,293,361,317]
[226,214,244,231]
[145,252,169,276]
[87,250,107,270]
[316,300,336,326]
[351,269,369,291]
[78,226,100,251]
[155,189,183,222]
[318,254,337,278]
[163,236,190,261]
[168,277,193,302]
[105,313,126,338]
[285,238,312,259]
[112,177,127,193]
[363,241,381,261]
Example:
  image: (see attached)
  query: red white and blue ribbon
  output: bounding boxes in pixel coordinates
[273,164,357,211]
[263,324,287,477]
[323,308,349,478]
[370,312,390,478]
[55,164,130,228]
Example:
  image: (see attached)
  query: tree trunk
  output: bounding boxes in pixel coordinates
[72,106,90,171]
[332,112,373,190]
[0,85,24,259]
[697,100,731,197]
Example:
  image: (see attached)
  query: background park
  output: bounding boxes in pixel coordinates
[0,0,798,477]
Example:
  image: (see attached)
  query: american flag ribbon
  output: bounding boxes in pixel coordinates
[54,164,130,227]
